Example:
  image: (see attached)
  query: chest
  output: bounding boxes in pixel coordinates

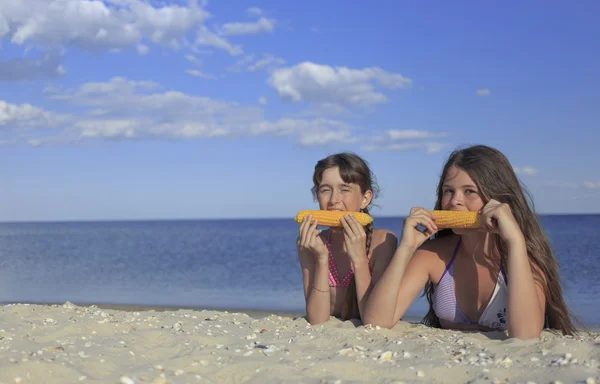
[452,258,501,320]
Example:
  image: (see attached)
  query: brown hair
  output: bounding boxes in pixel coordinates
[421,145,576,335]
[312,152,379,320]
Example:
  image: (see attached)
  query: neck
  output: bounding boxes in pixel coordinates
[459,231,493,263]
[328,228,345,245]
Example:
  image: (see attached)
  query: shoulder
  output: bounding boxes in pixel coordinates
[371,228,398,245]
[413,234,460,264]
[368,228,398,260]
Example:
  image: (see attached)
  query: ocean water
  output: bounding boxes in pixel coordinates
[0,215,598,326]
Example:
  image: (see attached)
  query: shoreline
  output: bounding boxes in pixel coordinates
[0,302,598,383]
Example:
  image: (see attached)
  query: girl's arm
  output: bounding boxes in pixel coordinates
[362,245,432,328]
[363,208,439,328]
[301,254,331,324]
[480,200,546,339]
[296,216,331,325]
[354,231,397,321]
[505,237,546,339]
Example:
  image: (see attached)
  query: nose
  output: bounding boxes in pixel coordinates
[447,192,464,209]
[329,190,342,205]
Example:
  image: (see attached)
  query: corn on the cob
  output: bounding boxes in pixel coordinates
[428,210,481,229]
[294,210,373,227]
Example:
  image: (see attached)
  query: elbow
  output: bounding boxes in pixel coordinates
[307,314,330,325]
[362,314,395,329]
[508,325,543,340]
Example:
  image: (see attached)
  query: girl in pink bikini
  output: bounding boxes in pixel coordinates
[296,153,397,325]
[363,145,576,339]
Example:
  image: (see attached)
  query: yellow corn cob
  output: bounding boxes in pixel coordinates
[428,210,481,229]
[294,210,374,227]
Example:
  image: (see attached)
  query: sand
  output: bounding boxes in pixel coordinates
[0,303,598,384]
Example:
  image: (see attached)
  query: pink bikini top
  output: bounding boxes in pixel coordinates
[325,241,373,288]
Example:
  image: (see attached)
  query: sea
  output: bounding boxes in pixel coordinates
[0,215,598,327]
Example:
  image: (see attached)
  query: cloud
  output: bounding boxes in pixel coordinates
[195,26,243,55]
[584,181,600,189]
[258,97,267,105]
[9,77,364,147]
[360,129,449,153]
[249,118,355,146]
[514,166,540,176]
[248,54,285,72]
[0,100,71,128]
[362,142,448,154]
[0,0,209,52]
[247,8,263,17]
[381,130,447,141]
[268,62,412,109]
[185,69,217,79]
[220,17,275,36]
[0,52,66,82]
[184,54,216,79]
[477,89,491,96]
[227,53,285,73]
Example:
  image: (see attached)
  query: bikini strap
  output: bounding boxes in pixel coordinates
[439,238,461,281]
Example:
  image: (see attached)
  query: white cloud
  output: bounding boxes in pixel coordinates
[584,181,600,189]
[220,17,275,36]
[246,7,263,17]
[0,52,66,82]
[0,100,70,128]
[258,97,267,105]
[249,118,355,146]
[185,69,217,79]
[299,130,356,146]
[514,166,540,176]
[183,54,216,79]
[227,53,284,73]
[360,129,450,153]
[268,62,412,109]
[383,130,447,140]
[21,77,366,147]
[195,26,243,55]
[136,44,150,55]
[477,89,491,96]
[362,142,448,154]
[0,0,209,52]
[248,54,285,72]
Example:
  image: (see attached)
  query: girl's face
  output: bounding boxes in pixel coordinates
[317,167,372,212]
[441,166,485,233]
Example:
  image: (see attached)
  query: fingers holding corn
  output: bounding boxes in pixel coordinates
[340,214,368,264]
[296,214,328,261]
[400,207,439,250]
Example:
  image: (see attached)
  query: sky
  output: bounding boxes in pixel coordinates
[1,0,599,222]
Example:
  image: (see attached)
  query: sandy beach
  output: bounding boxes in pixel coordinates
[0,303,598,384]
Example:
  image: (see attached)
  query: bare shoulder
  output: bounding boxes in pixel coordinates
[368,228,398,261]
[371,228,398,246]
[414,234,461,263]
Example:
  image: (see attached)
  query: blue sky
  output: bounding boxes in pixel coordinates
[1,0,599,222]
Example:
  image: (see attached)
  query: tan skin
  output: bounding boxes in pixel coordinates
[296,167,397,324]
[363,166,546,339]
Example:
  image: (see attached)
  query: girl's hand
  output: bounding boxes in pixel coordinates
[399,207,438,251]
[296,215,328,262]
[340,214,368,266]
[479,199,524,245]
